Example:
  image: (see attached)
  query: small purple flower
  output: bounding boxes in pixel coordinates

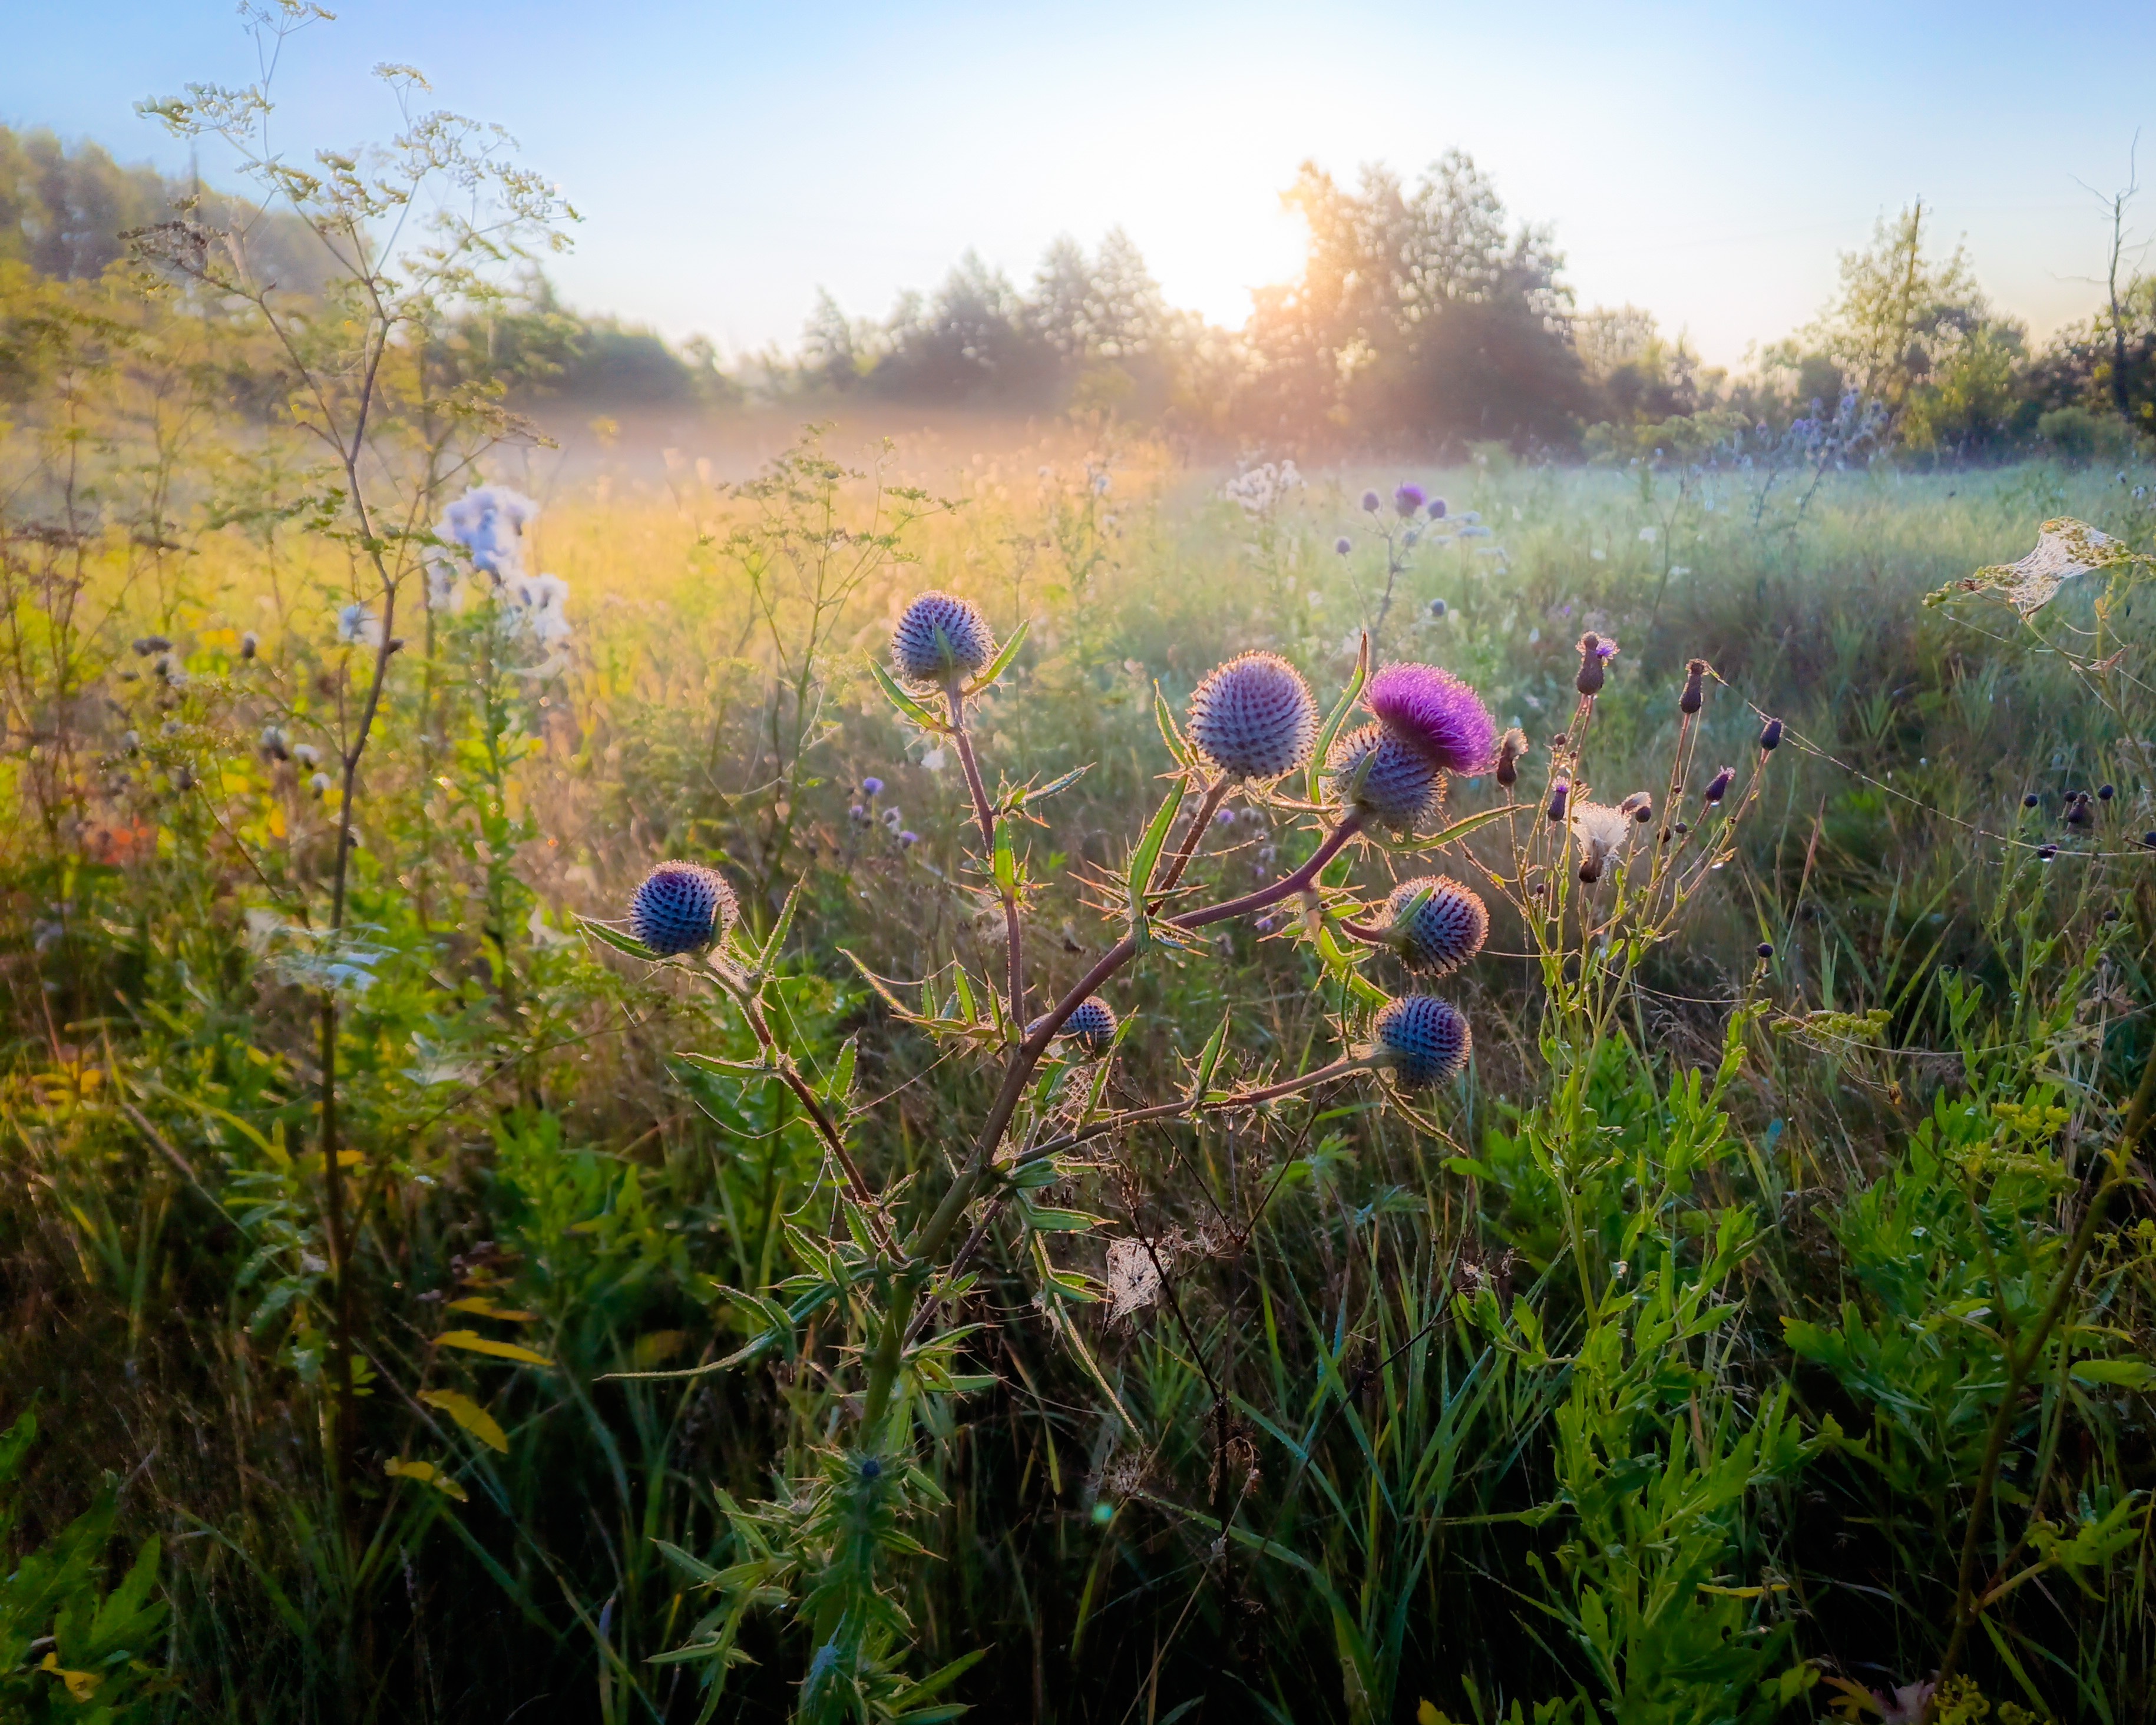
[1361,490,1381,513]
[899,830,920,846]
[1427,497,1447,521]
[1427,598,1447,619]
[1393,482,1426,518]
[1701,766,1734,806]
[862,776,884,797]
[1364,663,1499,775]
[1213,806,1237,826]
[1597,640,1619,660]
[1335,537,1353,556]
[849,803,869,823]
[1255,915,1277,933]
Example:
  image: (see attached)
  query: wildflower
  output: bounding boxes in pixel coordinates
[292,743,320,769]
[628,860,738,956]
[892,591,996,686]
[1427,497,1447,520]
[2065,792,2095,829]
[123,730,140,753]
[1494,727,1528,790]
[848,804,868,823]
[1371,995,1471,1086]
[1456,524,1492,539]
[1702,765,1735,806]
[1364,663,1497,774]
[1335,537,1353,555]
[898,830,920,846]
[439,485,540,581]
[2037,842,2059,860]
[1546,779,1570,822]
[1327,723,1445,834]
[1428,597,1447,619]
[862,776,884,797]
[337,603,381,647]
[1756,941,1774,958]
[1758,716,1783,752]
[1679,657,1708,716]
[881,806,902,832]
[1575,632,1611,697]
[1393,482,1426,517]
[1213,805,1236,826]
[1638,526,1658,543]
[2099,783,2116,800]
[309,772,332,797]
[1571,800,1632,883]
[133,635,173,657]
[1062,998,1118,1055]
[240,631,259,660]
[1361,490,1381,513]
[2021,793,2040,809]
[1188,651,1320,779]
[260,726,289,761]
[1371,876,1488,976]
[1254,915,1276,933]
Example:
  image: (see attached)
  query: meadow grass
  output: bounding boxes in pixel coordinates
[5,422,2156,1724]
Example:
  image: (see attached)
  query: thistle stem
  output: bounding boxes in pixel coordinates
[948,681,1024,1026]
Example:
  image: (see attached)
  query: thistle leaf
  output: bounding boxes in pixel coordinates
[964,616,1030,694]
[1307,634,1370,804]
[868,657,950,732]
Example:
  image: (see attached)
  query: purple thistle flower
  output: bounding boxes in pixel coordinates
[1213,805,1238,826]
[1335,537,1354,555]
[1377,876,1489,977]
[899,830,920,846]
[1759,716,1784,753]
[892,591,996,685]
[1427,497,1447,521]
[1364,663,1498,775]
[1373,995,1471,1087]
[1188,651,1320,780]
[1393,482,1426,517]
[1327,723,1446,834]
[629,860,738,955]
[1361,490,1381,513]
[1255,915,1277,933]
[849,804,869,823]
[862,776,884,797]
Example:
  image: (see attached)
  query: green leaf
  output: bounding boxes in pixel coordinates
[577,916,659,961]
[2071,1359,2156,1389]
[419,1388,510,1454]
[1306,635,1370,804]
[758,878,805,971]
[868,657,949,732]
[1126,779,1188,939]
[965,616,1030,693]
[1011,763,1090,811]
[675,1049,771,1078]
[1018,1204,1108,1233]
[1155,683,1192,767]
[993,814,1019,896]
[1193,1008,1232,1098]
[1395,802,1519,854]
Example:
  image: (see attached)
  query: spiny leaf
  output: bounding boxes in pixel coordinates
[868,657,949,731]
[1155,683,1192,767]
[964,615,1030,693]
[577,916,659,961]
[1126,779,1188,943]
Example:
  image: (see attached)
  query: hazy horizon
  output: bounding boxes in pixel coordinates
[8,1,2154,370]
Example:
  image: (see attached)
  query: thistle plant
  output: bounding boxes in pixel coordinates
[590,587,1528,1715]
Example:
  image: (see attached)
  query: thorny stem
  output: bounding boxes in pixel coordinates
[1930,944,2156,1708]
[948,680,1025,1025]
[1151,773,1231,904]
[859,810,1367,1433]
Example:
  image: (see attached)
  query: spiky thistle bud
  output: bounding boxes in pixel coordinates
[1364,663,1497,774]
[1680,658,1708,716]
[1062,998,1117,1055]
[892,591,996,686]
[629,860,738,956]
[1188,651,1320,779]
[1494,727,1528,790]
[1702,765,1735,806]
[1373,876,1488,976]
[1327,723,1445,834]
[1372,995,1471,1087]
[1393,482,1426,518]
[1758,716,1784,753]
[1361,489,1381,513]
[260,726,289,761]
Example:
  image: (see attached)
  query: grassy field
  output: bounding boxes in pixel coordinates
[6,413,2156,1725]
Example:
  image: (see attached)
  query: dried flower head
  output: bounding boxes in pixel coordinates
[1373,995,1472,1087]
[1188,651,1320,780]
[1327,723,1446,834]
[1570,801,1633,883]
[1618,791,1654,825]
[629,861,738,956]
[1679,657,1709,716]
[1702,764,1735,806]
[892,591,996,686]
[1364,663,1497,774]
[260,726,289,761]
[1495,727,1529,790]
[1375,876,1489,976]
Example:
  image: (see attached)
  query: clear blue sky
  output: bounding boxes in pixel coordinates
[8,1,2152,367]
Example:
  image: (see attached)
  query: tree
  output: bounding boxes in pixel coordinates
[1805,200,1986,433]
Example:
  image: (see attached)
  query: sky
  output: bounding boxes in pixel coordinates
[7,1,2154,370]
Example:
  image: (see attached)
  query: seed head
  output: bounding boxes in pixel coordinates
[1393,482,1426,518]
[1327,723,1446,834]
[2099,783,2117,801]
[892,591,996,686]
[629,860,738,956]
[1428,597,1447,619]
[1679,658,1708,716]
[1376,876,1488,976]
[1373,995,1471,1087]
[2036,843,2059,860]
[1702,765,1735,806]
[291,743,320,769]
[1364,663,1497,774]
[1758,716,1784,753]
[1188,651,1320,779]
[1756,941,1774,959]
[1063,998,1118,1055]
[309,772,331,796]
[1571,801,1632,883]
[1427,496,1448,521]
[1494,726,1529,789]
